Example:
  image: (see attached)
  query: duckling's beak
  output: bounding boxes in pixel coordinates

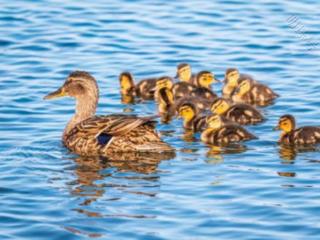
[273,125,280,131]
[43,87,66,100]
[213,77,221,83]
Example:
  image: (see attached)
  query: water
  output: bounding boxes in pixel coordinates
[1,0,320,239]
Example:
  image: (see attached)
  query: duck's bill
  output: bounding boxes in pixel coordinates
[213,77,221,83]
[273,125,280,131]
[43,87,66,100]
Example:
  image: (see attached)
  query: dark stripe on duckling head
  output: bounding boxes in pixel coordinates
[279,114,296,129]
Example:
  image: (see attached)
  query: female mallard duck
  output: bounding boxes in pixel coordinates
[210,97,264,125]
[178,102,208,132]
[274,114,320,145]
[232,78,279,106]
[201,115,257,145]
[222,68,254,98]
[154,76,174,102]
[45,71,174,155]
[119,72,162,101]
[173,70,218,100]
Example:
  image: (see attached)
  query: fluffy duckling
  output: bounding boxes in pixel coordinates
[173,71,218,100]
[274,114,320,145]
[232,78,279,106]
[201,115,257,145]
[175,63,195,83]
[210,97,264,125]
[178,103,208,132]
[157,88,176,123]
[154,76,174,102]
[222,68,254,98]
[119,72,162,101]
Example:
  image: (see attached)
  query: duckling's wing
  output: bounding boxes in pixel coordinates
[219,125,257,142]
[293,127,320,144]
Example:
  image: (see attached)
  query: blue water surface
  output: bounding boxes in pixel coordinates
[1,0,320,239]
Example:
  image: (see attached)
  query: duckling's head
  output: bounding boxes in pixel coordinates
[158,87,174,106]
[225,68,240,86]
[176,63,192,82]
[119,72,135,95]
[44,71,99,102]
[206,114,223,130]
[196,71,219,88]
[156,76,173,91]
[236,78,252,96]
[210,98,231,115]
[275,114,296,133]
[178,103,197,121]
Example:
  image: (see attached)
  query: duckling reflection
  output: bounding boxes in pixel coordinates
[206,144,248,164]
[278,144,319,161]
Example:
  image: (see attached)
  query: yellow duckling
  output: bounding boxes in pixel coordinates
[232,78,279,106]
[119,72,162,101]
[45,71,174,155]
[157,87,176,123]
[154,76,174,102]
[274,114,320,145]
[178,103,208,132]
[210,97,264,125]
[201,115,257,145]
[222,68,254,98]
[175,63,195,83]
[173,70,218,100]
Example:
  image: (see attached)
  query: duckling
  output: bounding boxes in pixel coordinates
[232,78,279,106]
[119,72,161,101]
[222,68,254,98]
[157,87,176,123]
[175,63,195,83]
[274,114,320,145]
[201,115,257,145]
[178,103,208,132]
[210,97,264,125]
[154,76,174,102]
[45,71,174,156]
[173,71,218,100]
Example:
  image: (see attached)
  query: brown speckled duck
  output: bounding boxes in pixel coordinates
[119,72,164,101]
[201,115,257,145]
[232,78,279,106]
[274,114,320,145]
[45,71,174,155]
[210,97,264,125]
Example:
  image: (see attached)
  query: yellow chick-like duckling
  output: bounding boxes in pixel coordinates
[154,76,174,102]
[201,115,257,145]
[274,114,320,145]
[178,103,208,132]
[232,78,279,106]
[210,97,264,125]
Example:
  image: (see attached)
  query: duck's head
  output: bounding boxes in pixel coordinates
[225,68,240,86]
[235,78,252,96]
[274,114,296,133]
[176,63,192,82]
[206,114,223,130]
[44,71,99,102]
[210,98,231,115]
[119,72,135,95]
[178,103,197,121]
[196,71,219,88]
[158,87,174,106]
[156,76,173,91]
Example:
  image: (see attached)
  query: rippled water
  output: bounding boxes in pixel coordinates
[1,0,320,239]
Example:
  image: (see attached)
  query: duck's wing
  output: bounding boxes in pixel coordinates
[293,127,320,145]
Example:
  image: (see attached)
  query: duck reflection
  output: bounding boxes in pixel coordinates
[278,144,319,161]
[206,144,248,164]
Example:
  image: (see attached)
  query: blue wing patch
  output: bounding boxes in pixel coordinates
[97,133,113,145]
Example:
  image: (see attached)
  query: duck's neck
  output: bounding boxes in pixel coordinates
[63,94,98,140]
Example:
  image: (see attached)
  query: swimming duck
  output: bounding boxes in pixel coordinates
[119,72,161,101]
[157,87,176,123]
[210,97,264,125]
[175,63,195,83]
[45,71,174,155]
[173,71,218,100]
[154,76,174,102]
[232,78,279,106]
[178,102,208,132]
[274,114,320,145]
[201,115,257,145]
[222,68,254,98]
